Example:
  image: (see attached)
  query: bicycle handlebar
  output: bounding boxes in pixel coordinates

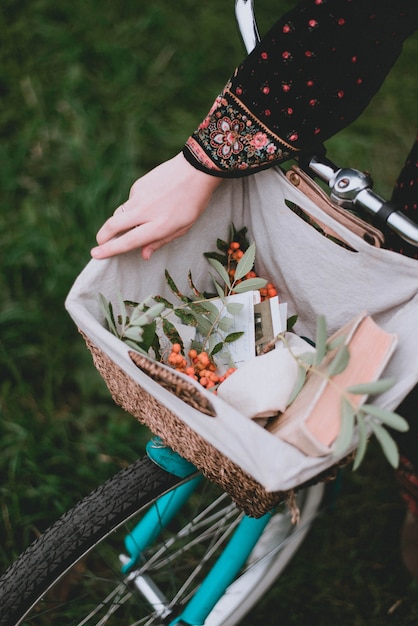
[307,156,418,247]
[235,0,418,247]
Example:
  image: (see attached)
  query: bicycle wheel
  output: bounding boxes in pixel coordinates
[0,455,324,626]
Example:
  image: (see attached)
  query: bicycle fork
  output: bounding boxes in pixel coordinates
[120,438,273,625]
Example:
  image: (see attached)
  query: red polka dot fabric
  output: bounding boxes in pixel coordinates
[183,0,417,177]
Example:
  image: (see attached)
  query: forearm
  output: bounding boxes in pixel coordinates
[184,0,418,177]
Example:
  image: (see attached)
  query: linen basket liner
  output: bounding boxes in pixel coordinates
[65,167,418,516]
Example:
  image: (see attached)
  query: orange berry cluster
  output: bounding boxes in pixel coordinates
[227,241,278,301]
[167,343,236,390]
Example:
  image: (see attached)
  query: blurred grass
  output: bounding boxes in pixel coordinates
[0,0,417,622]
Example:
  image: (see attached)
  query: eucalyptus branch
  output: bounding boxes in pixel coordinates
[273,321,407,470]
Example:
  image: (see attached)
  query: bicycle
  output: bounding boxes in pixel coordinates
[1,2,417,625]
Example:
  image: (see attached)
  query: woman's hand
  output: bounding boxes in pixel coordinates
[90,152,222,260]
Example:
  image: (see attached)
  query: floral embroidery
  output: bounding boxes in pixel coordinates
[185,89,296,175]
[211,117,245,158]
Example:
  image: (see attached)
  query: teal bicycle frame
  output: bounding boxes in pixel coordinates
[120,438,273,625]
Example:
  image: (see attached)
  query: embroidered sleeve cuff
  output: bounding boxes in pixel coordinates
[183,87,299,178]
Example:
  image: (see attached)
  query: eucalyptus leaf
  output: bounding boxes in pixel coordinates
[371,422,399,468]
[129,306,148,325]
[346,378,396,396]
[234,242,256,281]
[130,302,164,326]
[232,277,268,293]
[146,302,165,319]
[213,279,226,301]
[327,345,350,377]
[327,334,347,351]
[297,351,316,367]
[333,397,355,457]
[287,365,307,405]
[198,300,221,318]
[361,404,409,432]
[218,316,234,332]
[207,257,231,288]
[124,340,149,355]
[123,326,144,341]
[226,302,244,315]
[189,310,213,335]
[353,413,368,470]
[313,315,327,365]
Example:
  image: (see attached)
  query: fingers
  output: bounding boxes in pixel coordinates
[95,205,139,248]
[112,202,128,217]
[90,217,182,260]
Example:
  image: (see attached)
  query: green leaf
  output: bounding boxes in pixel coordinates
[130,302,165,326]
[297,351,316,367]
[204,251,227,263]
[217,238,229,252]
[346,378,396,396]
[188,270,202,297]
[123,326,144,341]
[213,279,226,301]
[210,341,224,356]
[327,334,347,351]
[234,242,256,281]
[286,314,298,331]
[353,414,369,470]
[153,295,174,309]
[371,422,400,468]
[287,365,307,405]
[333,397,355,457]
[99,293,118,335]
[151,332,162,361]
[232,277,268,293]
[174,307,197,326]
[327,345,350,377]
[225,302,244,315]
[224,331,244,343]
[189,310,213,335]
[117,290,128,329]
[188,302,218,325]
[124,340,149,355]
[361,404,409,432]
[165,270,189,303]
[313,315,327,365]
[162,318,184,349]
[207,257,231,288]
[140,320,157,352]
[218,316,234,332]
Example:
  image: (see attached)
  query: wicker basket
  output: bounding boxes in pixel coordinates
[82,332,348,517]
[66,168,418,518]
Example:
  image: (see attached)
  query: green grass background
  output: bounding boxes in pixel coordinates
[1,1,417,623]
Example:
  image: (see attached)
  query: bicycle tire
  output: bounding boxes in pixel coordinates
[0,455,324,626]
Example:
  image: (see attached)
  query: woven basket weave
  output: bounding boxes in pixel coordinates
[82,332,345,517]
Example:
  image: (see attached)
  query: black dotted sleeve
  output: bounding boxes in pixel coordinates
[183,0,418,177]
